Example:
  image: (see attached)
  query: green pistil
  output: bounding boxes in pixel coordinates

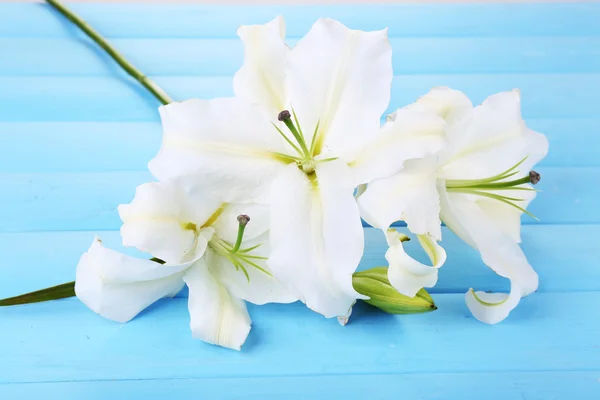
[445,156,541,219]
[278,109,311,158]
[208,215,271,282]
[231,214,249,253]
[276,109,336,175]
[271,122,303,158]
[446,175,534,190]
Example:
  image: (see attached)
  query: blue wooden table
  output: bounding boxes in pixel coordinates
[1,3,599,399]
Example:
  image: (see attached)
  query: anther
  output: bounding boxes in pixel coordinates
[278,110,291,121]
[529,170,541,185]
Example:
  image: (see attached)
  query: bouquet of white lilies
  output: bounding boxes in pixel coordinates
[1,4,548,351]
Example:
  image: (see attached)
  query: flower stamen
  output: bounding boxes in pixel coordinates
[207,215,272,282]
[445,157,541,219]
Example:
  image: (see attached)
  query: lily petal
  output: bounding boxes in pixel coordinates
[439,186,539,296]
[184,260,251,351]
[404,86,473,125]
[118,181,217,263]
[285,18,393,160]
[476,187,537,243]
[465,281,523,324]
[75,238,193,323]
[385,229,446,297]
[358,157,442,240]
[206,233,297,305]
[268,160,365,318]
[234,16,289,117]
[438,90,549,180]
[350,108,446,185]
[149,98,290,203]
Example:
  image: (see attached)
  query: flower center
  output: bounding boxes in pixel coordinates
[207,214,271,282]
[273,109,336,176]
[444,156,541,218]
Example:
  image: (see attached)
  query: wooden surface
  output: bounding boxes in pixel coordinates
[0,3,599,399]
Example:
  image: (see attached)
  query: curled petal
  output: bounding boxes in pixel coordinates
[286,18,393,160]
[268,160,365,318]
[75,238,193,323]
[184,261,251,351]
[149,98,290,203]
[385,229,446,297]
[358,157,442,240]
[350,108,446,185]
[465,282,523,324]
[234,16,289,117]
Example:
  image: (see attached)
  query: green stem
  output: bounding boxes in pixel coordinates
[0,282,75,306]
[45,0,173,105]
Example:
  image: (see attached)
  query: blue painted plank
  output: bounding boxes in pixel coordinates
[0,118,595,173]
[0,225,598,299]
[0,74,597,122]
[1,371,598,400]
[0,166,585,232]
[0,2,597,396]
[4,37,600,76]
[0,122,161,173]
[2,3,600,38]
[0,293,598,383]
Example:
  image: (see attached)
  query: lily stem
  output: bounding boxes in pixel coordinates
[45,0,173,105]
[0,281,75,306]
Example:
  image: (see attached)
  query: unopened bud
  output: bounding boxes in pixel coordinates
[352,267,437,314]
[237,214,250,226]
[278,110,291,121]
[529,170,541,185]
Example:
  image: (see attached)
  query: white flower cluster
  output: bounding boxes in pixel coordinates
[76,17,548,350]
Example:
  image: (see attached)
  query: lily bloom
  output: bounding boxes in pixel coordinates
[359,88,549,324]
[148,17,445,318]
[76,180,295,350]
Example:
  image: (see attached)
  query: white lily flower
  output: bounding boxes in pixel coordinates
[359,88,549,324]
[76,181,295,350]
[385,229,446,298]
[148,17,446,318]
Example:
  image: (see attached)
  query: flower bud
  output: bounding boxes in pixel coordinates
[352,267,437,314]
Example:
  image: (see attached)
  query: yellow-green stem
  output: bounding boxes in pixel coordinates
[45,0,173,105]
